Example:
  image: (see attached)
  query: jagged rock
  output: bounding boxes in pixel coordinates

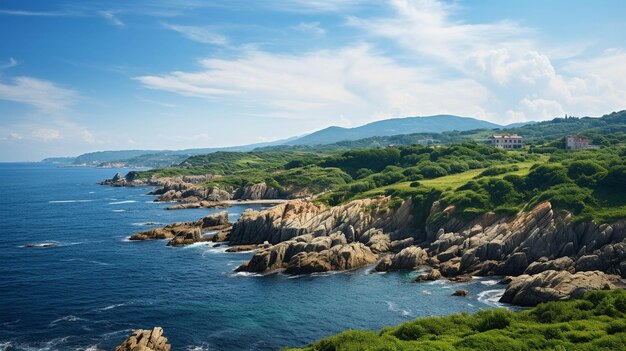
[229,197,414,245]
[452,290,469,297]
[389,238,415,253]
[495,252,529,276]
[234,182,280,200]
[115,327,171,351]
[500,270,615,307]
[226,244,260,252]
[525,256,574,275]
[166,228,202,247]
[366,233,391,253]
[415,269,442,282]
[236,233,377,274]
[374,246,428,272]
[130,212,232,246]
[165,201,229,210]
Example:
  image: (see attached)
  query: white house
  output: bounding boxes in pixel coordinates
[491,134,524,149]
[566,135,596,150]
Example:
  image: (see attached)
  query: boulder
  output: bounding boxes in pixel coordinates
[525,256,574,275]
[115,327,171,351]
[500,270,615,307]
[375,246,428,272]
[452,290,469,297]
[415,269,442,282]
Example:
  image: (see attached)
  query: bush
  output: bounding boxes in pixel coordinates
[526,164,570,190]
[475,309,513,332]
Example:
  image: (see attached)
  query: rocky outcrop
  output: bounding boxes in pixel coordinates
[165,201,229,210]
[500,270,615,307]
[375,246,428,272]
[230,197,415,245]
[99,173,147,187]
[129,211,231,246]
[234,182,280,200]
[427,202,626,279]
[415,269,442,282]
[115,327,170,351]
[236,233,378,274]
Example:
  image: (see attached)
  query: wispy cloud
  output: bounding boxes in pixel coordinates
[0,76,78,111]
[163,23,228,45]
[135,45,489,123]
[0,9,76,17]
[100,10,124,28]
[294,22,326,36]
[0,57,18,70]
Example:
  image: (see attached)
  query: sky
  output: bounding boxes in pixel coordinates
[1,0,625,161]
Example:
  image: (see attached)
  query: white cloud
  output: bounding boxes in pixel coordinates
[294,22,326,35]
[0,76,78,111]
[32,128,62,141]
[163,23,228,45]
[100,10,124,27]
[135,45,489,124]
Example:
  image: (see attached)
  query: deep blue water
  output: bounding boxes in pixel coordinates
[0,163,509,351]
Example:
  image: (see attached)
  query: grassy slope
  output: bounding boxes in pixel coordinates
[286,290,626,351]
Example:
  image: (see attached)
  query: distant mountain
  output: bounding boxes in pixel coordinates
[285,115,501,145]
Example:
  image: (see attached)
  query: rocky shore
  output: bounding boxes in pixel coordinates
[115,327,170,351]
[129,211,231,247]
[101,172,283,207]
[116,174,625,307]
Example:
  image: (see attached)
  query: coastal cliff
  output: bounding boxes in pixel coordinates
[220,197,624,305]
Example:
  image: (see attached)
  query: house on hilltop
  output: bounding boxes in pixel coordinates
[490,134,524,149]
[566,135,598,150]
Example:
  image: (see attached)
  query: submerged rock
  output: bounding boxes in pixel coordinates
[452,290,469,297]
[115,327,170,351]
[500,270,615,307]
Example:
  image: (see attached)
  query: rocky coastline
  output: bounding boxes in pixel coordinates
[123,189,624,308]
[100,172,284,209]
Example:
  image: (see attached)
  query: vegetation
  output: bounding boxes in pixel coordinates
[286,290,626,351]
[126,111,626,224]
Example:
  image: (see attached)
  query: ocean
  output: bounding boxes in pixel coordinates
[0,163,508,351]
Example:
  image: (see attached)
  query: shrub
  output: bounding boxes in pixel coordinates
[475,309,513,332]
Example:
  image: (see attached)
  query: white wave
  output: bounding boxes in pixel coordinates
[78,345,100,351]
[48,315,86,327]
[480,279,500,286]
[229,271,262,278]
[49,200,93,203]
[98,303,127,311]
[112,209,126,212]
[185,346,210,351]
[88,191,95,194]
[131,222,161,226]
[477,289,507,308]
[421,290,432,295]
[181,242,210,250]
[384,301,412,317]
[61,258,111,266]
[0,341,12,351]
[23,241,60,248]
[109,200,137,205]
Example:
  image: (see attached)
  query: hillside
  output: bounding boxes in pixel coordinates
[285,115,501,145]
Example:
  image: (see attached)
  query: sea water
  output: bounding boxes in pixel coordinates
[0,163,509,351]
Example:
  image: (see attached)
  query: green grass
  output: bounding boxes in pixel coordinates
[285,290,626,351]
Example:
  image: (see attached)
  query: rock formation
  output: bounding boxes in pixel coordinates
[235,233,378,274]
[115,327,170,351]
[375,246,428,272]
[500,270,615,306]
[129,211,231,246]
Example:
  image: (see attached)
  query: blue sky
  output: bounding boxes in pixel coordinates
[1,0,625,161]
